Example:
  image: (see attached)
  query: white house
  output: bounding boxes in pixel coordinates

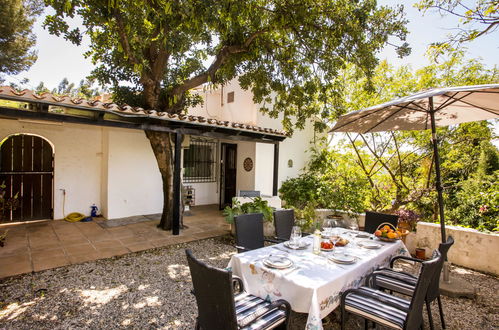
[0,80,317,228]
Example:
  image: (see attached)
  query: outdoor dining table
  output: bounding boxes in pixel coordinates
[228,231,409,329]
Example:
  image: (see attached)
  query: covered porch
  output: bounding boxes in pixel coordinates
[0,205,228,279]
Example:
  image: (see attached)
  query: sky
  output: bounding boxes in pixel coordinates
[5,0,499,91]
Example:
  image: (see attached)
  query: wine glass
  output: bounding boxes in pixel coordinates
[330,235,339,256]
[322,219,333,238]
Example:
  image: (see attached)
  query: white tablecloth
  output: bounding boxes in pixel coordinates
[228,235,409,329]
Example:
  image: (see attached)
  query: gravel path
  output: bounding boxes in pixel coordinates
[1,236,497,329]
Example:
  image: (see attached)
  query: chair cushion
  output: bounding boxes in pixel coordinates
[344,287,410,330]
[235,293,286,330]
[373,269,418,296]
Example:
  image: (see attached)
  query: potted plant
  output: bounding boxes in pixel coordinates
[223,197,275,236]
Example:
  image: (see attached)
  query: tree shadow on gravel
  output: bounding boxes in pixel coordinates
[1,236,497,329]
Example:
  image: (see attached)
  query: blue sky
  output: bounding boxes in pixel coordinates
[5,0,498,90]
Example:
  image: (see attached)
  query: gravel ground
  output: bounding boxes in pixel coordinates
[0,236,498,329]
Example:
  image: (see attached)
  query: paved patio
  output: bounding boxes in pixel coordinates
[0,205,229,279]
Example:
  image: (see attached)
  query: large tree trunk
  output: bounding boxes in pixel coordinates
[145,130,176,230]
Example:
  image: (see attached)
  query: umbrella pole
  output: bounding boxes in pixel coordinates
[429,97,447,243]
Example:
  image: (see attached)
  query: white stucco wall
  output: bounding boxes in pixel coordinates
[104,128,163,219]
[236,141,256,193]
[189,81,257,125]
[416,222,499,275]
[254,143,274,196]
[188,182,219,205]
[0,119,103,219]
[256,110,317,191]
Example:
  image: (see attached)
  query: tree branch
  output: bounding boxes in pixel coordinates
[113,10,140,66]
[171,29,268,96]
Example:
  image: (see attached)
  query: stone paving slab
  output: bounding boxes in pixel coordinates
[0,204,229,279]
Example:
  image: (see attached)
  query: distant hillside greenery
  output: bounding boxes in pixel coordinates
[280,53,499,232]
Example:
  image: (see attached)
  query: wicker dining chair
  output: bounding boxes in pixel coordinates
[234,213,279,253]
[367,236,454,330]
[364,211,399,234]
[273,209,295,242]
[185,249,291,330]
[341,250,442,330]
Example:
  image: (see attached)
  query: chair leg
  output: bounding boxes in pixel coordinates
[437,295,446,329]
[341,306,346,330]
[365,318,368,330]
[426,300,435,330]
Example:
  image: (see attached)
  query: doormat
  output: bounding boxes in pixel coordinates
[97,213,161,228]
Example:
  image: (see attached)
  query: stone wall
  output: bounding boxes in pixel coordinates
[416,222,499,276]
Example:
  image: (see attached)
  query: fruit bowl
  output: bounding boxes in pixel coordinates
[374,222,402,242]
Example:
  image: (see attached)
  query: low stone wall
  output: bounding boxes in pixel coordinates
[415,222,499,276]
[315,209,366,228]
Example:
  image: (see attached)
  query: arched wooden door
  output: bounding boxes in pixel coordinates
[0,134,54,222]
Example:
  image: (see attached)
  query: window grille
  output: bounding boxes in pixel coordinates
[183,138,217,183]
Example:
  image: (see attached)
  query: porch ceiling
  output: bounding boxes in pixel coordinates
[0,86,287,144]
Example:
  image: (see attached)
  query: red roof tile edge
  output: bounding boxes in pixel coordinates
[0,86,288,137]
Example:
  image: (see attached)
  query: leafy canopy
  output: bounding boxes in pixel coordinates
[280,51,499,231]
[0,0,43,81]
[416,0,499,57]
[44,0,409,132]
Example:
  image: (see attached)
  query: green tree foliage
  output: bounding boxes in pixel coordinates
[44,0,409,230]
[283,52,498,231]
[28,78,103,98]
[0,0,43,81]
[280,147,369,214]
[415,0,499,57]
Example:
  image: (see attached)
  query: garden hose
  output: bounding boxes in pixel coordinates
[64,212,86,222]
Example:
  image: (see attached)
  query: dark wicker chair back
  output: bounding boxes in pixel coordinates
[364,211,399,233]
[405,250,442,329]
[185,249,238,330]
[234,213,264,253]
[273,209,295,241]
[427,236,454,301]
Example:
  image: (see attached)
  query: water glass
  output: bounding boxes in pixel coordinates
[290,226,302,247]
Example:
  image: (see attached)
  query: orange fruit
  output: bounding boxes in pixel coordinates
[374,230,382,237]
[387,232,397,239]
[383,225,390,231]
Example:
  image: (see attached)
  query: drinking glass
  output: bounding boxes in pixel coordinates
[290,226,302,248]
[322,219,333,238]
[330,235,339,256]
[349,222,359,234]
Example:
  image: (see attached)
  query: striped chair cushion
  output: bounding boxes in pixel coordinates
[344,287,410,330]
[372,269,418,296]
[235,293,286,330]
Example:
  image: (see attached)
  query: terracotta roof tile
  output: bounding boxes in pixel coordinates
[0,86,287,137]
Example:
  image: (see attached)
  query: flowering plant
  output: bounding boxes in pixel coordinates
[395,209,421,231]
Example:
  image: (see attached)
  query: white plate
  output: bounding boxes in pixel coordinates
[359,240,382,249]
[263,256,293,269]
[283,241,310,250]
[328,253,357,264]
[321,247,334,252]
[355,232,371,238]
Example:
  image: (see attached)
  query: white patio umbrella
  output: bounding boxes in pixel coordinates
[330,84,499,242]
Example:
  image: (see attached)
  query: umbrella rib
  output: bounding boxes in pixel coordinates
[361,107,406,133]
[435,91,464,111]
[331,111,375,132]
[442,93,499,115]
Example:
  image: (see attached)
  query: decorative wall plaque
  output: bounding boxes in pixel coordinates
[243,157,253,172]
[288,159,293,168]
